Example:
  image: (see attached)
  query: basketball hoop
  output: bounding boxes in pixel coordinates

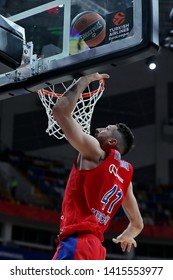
[36,78,105,139]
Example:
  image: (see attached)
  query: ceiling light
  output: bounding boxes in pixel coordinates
[146,57,157,71]
[149,62,156,70]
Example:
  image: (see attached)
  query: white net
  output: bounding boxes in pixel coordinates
[37,78,105,139]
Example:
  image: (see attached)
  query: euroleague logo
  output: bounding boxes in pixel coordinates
[113,12,125,26]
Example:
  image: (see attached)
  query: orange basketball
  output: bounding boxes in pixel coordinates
[71,11,106,48]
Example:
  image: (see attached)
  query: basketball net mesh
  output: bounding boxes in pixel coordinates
[37,78,105,139]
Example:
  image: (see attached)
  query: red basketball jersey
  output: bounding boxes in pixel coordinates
[58,149,133,242]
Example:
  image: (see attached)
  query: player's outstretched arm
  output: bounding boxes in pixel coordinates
[53,73,109,116]
[52,73,109,159]
[112,182,144,253]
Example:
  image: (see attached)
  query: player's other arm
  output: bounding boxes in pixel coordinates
[52,73,109,159]
[112,182,144,252]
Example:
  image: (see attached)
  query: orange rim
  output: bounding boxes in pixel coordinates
[36,78,105,98]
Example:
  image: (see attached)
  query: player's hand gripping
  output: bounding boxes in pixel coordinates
[84,72,110,83]
[112,233,137,253]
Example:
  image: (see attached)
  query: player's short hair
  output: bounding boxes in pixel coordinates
[116,123,134,156]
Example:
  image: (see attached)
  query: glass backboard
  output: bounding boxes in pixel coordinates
[0,0,159,98]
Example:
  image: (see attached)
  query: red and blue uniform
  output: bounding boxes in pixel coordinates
[53,149,133,260]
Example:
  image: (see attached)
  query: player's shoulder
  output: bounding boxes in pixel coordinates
[112,149,133,171]
[120,159,133,172]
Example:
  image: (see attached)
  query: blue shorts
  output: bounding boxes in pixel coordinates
[52,232,106,260]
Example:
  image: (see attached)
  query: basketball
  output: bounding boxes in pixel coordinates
[71,11,106,48]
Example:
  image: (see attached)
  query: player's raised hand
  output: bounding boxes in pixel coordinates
[84,72,110,83]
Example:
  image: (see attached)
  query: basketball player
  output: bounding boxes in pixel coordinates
[52,72,143,260]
